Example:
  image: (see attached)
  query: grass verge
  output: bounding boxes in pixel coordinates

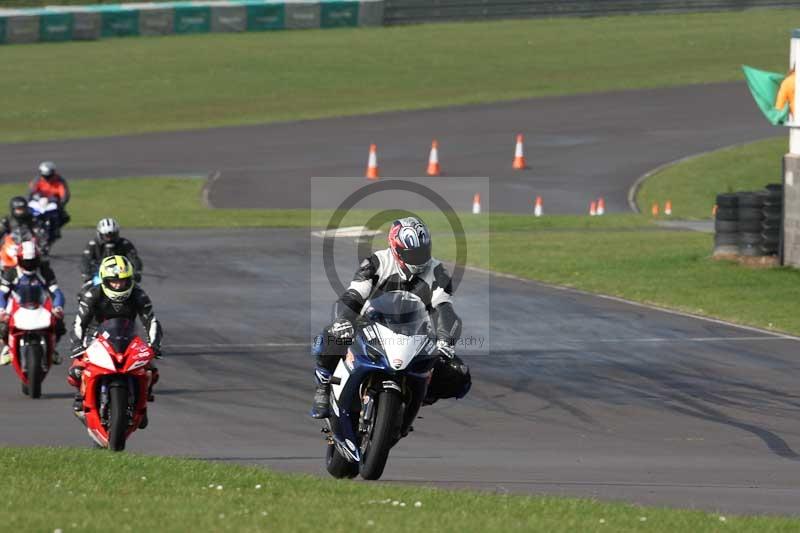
[0,9,797,142]
[8,176,799,336]
[636,137,786,219]
[1,447,798,532]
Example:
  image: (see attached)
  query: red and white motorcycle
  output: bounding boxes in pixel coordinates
[6,277,57,399]
[75,318,156,451]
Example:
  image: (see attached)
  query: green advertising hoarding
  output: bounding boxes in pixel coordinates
[174,5,211,34]
[40,12,74,42]
[246,3,284,31]
[101,8,140,37]
[321,1,358,28]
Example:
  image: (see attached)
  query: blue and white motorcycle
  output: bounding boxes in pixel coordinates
[28,194,61,252]
[323,291,440,480]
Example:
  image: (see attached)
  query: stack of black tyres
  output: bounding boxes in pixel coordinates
[737,191,766,256]
[762,183,783,256]
[713,193,738,255]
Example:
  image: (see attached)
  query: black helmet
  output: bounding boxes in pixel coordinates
[9,196,30,222]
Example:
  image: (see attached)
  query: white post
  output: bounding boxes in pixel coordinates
[782,30,800,266]
[790,31,800,154]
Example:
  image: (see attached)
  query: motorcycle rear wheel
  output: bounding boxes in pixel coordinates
[359,389,401,481]
[107,381,129,452]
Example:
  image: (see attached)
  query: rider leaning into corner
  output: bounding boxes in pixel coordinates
[80,218,143,290]
[0,241,66,365]
[68,256,162,426]
[310,216,471,419]
[28,161,71,237]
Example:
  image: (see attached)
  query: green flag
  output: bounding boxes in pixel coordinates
[742,65,790,126]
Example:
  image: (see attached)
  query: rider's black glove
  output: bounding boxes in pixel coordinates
[70,343,85,359]
[330,319,354,339]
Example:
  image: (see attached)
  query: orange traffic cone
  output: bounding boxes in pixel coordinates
[534,196,543,217]
[512,134,527,170]
[366,144,379,180]
[597,197,605,216]
[664,200,672,216]
[472,193,481,214]
[426,140,441,176]
[651,202,659,217]
[589,201,597,216]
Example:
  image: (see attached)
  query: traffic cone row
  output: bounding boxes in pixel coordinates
[588,197,606,216]
[649,200,673,217]
[365,134,534,179]
[362,140,627,217]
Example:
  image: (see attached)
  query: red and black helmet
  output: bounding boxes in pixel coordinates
[388,217,432,276]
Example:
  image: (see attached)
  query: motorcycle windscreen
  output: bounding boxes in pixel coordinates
[362,291,430,336]
[96,318,136,355]
[363,292,431,371]
[374,324,429,371]
[13,307,51,330]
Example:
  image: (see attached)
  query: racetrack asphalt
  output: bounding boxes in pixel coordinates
[2,228,800,516]
[0,81,778,215]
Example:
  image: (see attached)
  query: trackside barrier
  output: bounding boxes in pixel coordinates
[0,0,384,45]
[384,0,800,25]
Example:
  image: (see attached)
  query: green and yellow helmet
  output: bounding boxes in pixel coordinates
[99,255,135,302]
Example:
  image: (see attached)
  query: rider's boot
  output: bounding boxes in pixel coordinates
[0,344,10,366]
[147,366,159,402]
[72,392,86,426]
[310,367,332,419]
[52,349,62,365]
[139,411,149,430]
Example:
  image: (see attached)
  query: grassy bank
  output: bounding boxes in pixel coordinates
[1,447,798,532]
[9,176,798,335]
[636,137,786,219]
[0,9,796,142]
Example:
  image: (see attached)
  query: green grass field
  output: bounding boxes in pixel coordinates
[1,447,798,532]
[637,137,786,219]
[0,9,796,142]
[8,176,797,335]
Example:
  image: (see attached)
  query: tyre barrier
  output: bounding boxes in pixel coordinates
[762,183,783,256]
[712,193,738,256]
[713,186,783,259]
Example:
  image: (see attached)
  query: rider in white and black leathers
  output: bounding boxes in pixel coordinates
[310,216,471,419]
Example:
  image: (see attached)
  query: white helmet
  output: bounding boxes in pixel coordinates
[17,240,40,274]
[38,161,56,178]
[96,218,120,243]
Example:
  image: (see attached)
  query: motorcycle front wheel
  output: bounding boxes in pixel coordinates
[359,389,401,480]
[325,443,359,479]
[107,379,129,451]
